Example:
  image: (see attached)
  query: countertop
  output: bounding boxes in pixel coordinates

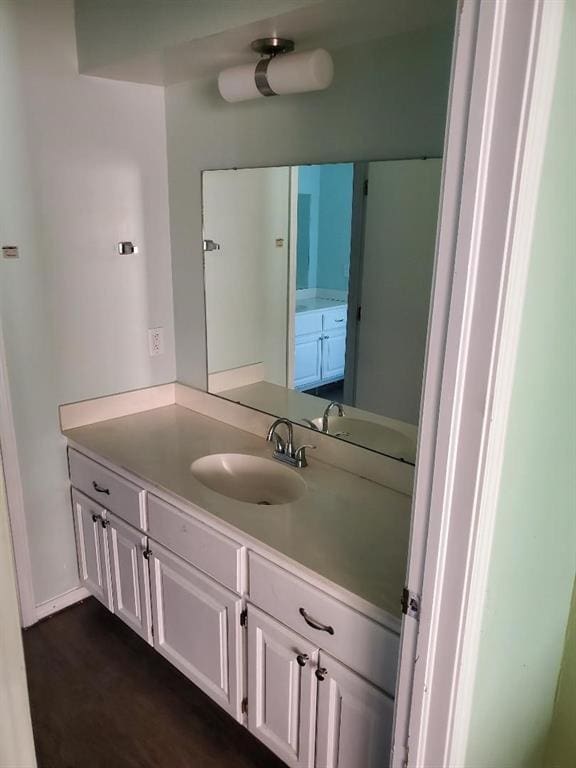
[295,297,347,313]
[64,405,410,620]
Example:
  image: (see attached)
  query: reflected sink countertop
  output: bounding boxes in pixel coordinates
[295,297,347,312]
[63,404,411,622]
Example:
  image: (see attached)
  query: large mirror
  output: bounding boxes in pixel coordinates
[202,159,441,464]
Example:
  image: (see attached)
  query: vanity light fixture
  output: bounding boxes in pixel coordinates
[218,38,334,103]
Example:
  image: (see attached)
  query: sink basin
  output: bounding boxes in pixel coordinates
[309,416,416,461]
[190,453,306,506]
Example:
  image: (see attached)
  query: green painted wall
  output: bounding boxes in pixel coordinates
[546,577,576,768]
[464,2,576,766]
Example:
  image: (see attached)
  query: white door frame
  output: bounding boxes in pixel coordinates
[392,0,565,765]
[0,314,36,627]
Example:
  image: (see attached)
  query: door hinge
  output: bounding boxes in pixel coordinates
[241,697,248,715]
[401,587,421,620]
[363,179,369,196]
[240,608,247,627]
[356,305,362,322]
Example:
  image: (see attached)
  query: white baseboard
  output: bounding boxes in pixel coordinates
[35,585,90,622]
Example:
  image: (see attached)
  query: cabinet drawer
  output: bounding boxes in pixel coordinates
[295,310,323,337]
[248,553,399,695]
[68,449,145,530]
[148,495,244,594]
[323,306,347,330]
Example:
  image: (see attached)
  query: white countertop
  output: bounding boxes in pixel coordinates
[64,404,411,620]
[295,297,347,313]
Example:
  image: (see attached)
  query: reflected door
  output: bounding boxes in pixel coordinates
[354,159,442,424]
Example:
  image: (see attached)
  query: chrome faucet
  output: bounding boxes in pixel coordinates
[322,401,345,433]
[266,418,313,468]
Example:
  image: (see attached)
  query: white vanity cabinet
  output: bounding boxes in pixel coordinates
[247,605,318,768]
[107,511,152,644]
[72,487,153,643]
[315,652,394,768]
[294,305,347,390]
[247,553,398,767]
[294,332,323,389]
[148,541,243,720]
[68,447,399,767]
[72,488,113,611]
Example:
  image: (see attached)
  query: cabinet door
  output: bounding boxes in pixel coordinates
[316,652,394,768]
[71,489,113,611]
[322,331,346,382]
[149,542,242,720]
[294,333,322,390]
[247,605,318,768]
[107,512,152,645]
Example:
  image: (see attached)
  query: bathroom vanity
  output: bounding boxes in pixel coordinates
[294,301,348,391]
[63,399,410,768]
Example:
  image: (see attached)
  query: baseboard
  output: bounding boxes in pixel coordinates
[35,586,91,622]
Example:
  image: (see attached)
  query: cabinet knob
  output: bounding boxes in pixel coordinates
[296,653,309,667]
[91,513,100,523]
[100,519,110,529]
[142,548,152,560]
[315,667,328,682]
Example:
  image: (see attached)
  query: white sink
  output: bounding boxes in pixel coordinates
[310,416,416,461]
[190,453,306,506]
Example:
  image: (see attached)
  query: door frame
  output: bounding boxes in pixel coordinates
[392,0,566,765]
[0,312,36,627]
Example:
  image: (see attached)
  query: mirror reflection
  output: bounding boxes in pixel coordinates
[203,159,441,463]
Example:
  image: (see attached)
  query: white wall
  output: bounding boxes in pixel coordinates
[165,24,454,387]
[203,167,290,386]
[0,0,175,606]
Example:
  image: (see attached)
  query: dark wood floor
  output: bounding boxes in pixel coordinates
[23,598,285,768]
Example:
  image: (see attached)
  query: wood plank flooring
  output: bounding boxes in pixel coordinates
[23,598,285,768]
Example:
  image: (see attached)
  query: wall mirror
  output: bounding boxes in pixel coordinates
[202,158,442,464]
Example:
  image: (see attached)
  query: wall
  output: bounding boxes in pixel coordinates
[0,0,175,606]
[464,0,576,764]
[297,165,321,289]
[165,23,454,386]
[203,167,289,385]
[546,577,576,767]
[316,163,354,292]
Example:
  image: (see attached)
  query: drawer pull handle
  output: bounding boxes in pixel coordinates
[92,481,110,495]
[299,607,334,635]
[296,653,309,667]
[334,318,344,323]
[315,667,328,682]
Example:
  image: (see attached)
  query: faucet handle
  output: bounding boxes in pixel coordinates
[295,444,316,468]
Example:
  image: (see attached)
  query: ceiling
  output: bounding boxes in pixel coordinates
[77,0,457,86]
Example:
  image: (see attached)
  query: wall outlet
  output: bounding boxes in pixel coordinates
[148,327,164,357]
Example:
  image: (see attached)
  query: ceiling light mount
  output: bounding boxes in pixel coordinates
[250,38,295,58]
